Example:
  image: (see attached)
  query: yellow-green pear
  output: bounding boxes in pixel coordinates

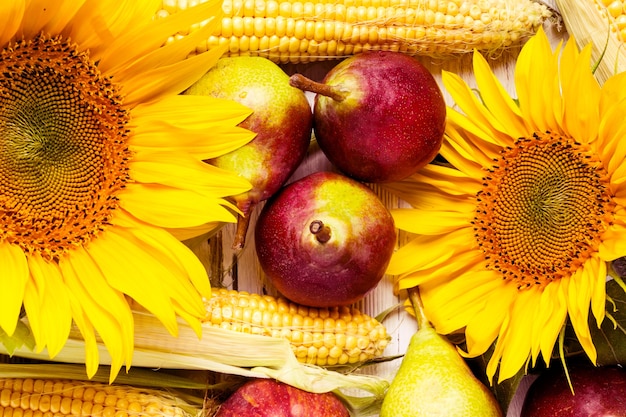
[380,287,502,417]
[184,57,312,250]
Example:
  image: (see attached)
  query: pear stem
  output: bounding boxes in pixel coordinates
[407,286,432,331]
[309,220,332,243]
[232,202,257,251]
[289,73,348,102]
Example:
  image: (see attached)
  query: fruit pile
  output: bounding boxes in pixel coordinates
[185,51,446,308]
[180,50,503,416]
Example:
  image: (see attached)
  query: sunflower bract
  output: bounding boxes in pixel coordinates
[158,0,551,63]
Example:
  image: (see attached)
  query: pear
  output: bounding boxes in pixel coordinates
[184,57,313,250]
[215,379,350,416]
[521,361,626,416]
[380,287,502,417]
[255,171,396,307]
[289,51,445,183]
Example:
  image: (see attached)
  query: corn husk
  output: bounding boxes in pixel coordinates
[0,309,389,416]
[555,0,626,84]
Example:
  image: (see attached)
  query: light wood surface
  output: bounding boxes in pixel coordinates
[193,8,567,416]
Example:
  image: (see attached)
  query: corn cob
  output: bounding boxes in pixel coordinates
[0,378,197,417]
[555,0,626,84]
[158,0,552,63]
[203,288,390,366]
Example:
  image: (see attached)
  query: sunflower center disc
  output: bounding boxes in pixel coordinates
[474,132,615,289]
[0,34,131,261]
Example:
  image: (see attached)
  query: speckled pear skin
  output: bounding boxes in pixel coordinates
[254,171,397,307]
[215,379,350,417]
[313,50,446,183]
[184,56,313,248]
[380,325,503,417]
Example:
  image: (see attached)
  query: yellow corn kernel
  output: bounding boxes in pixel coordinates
[158,0,551,63]
[0,379,195,417]
[202,288,390,366]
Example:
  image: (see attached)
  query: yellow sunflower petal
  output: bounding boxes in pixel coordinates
[515,27,562,133]
[36,264,73,358]
[496,289,539,382]
[23,254,72,356]
[121,183,237,228]
[64,0,159,60]
[0,242,29,336]
[169,223,223,241]
[128,94,255,160]
[18,0,84,39]
[567,268,596,363]
[65,296,101,378]
[0,1,24,46]
[396,246,488,294]
[125,46,227,106]
[535,281,567,364]
[22,276,44,352]
[61,249,134,376]
[595,99,626,166]
[611,151,626,184]
[423,269,505,335]
[387,228,472,277]
[131,124,255,160]
[414,163,481,197]
[128,150,250,196]
[601,71,626,111]
[463,283,516,357]
[599,222,626,259]
[113,211,211,301]
[472,50,527,139]
[442,71,505,147]
[85,227,179,336]
[560,41,600,143]
[441,122,501,175]
[385,182,475,212]
[98,0,220,76]
[384,166,479,209]
[391,208,471,235]
[130,95,252,130]
[589,256,607,326]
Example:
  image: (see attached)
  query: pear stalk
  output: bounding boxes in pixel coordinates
[289,74,348,102]
[407,286,430,331]
[309,220,332,243]
[233,204,257,250]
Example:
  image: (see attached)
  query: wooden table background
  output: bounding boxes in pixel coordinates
[190,6,567,415]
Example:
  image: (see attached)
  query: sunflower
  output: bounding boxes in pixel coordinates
[0,0,255,379]
[385,27,626,383]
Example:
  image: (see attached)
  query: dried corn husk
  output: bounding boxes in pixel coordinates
[555,0,626,84]
[0,308,389,416]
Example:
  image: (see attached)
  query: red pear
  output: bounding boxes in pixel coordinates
[290,51,445,183]
[215,379,349,417]
[521,362,626,416]
[255,171,396,307]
